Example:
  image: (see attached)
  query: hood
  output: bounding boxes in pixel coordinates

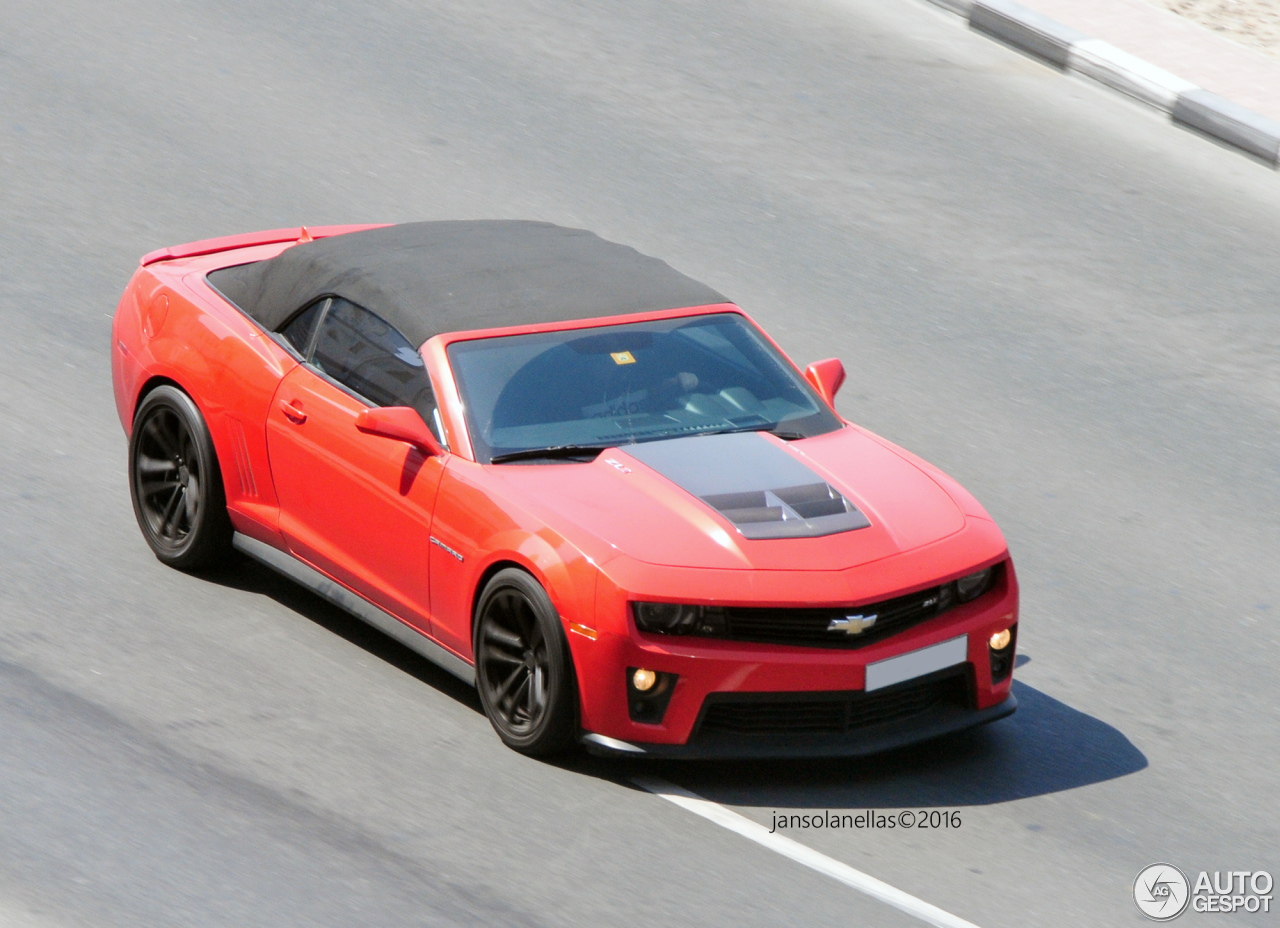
[485,427,966,571]
[622,432,871,540]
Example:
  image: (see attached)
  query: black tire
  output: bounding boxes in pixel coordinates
[474,568,577,756]
[128,385,232,571]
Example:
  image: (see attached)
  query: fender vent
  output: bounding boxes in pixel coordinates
[227,417,258,498]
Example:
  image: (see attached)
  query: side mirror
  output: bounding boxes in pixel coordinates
[804,358,846,409]
[355,406,444,457]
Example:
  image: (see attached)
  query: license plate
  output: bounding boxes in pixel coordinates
[865,635,968,692]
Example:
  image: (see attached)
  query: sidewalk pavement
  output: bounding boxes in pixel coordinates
[928,0,1280,166]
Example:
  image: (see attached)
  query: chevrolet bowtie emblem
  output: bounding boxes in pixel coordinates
[828,614,877,635]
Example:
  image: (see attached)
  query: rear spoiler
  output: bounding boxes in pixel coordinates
[139,224,390,267]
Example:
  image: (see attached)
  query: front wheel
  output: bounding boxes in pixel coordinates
[474,568,577,756]
[128,385,232,570]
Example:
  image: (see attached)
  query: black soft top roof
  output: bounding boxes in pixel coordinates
[206,220,727,347]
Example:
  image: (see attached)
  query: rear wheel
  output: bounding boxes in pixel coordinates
[128,385,232,570]
[474,568,577,756]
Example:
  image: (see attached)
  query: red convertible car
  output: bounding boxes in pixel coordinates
[111,221,1018,757]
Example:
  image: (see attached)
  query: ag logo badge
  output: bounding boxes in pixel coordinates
[1134,863,1190,920]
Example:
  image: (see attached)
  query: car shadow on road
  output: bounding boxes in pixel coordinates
[196,552,484,714]
[559,676,1148,808]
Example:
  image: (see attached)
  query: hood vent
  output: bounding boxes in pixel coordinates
[703,482,868,539]
[623,432,871,540]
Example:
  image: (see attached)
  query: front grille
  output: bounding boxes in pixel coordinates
[697,672,968,737]
[717,583,956,649]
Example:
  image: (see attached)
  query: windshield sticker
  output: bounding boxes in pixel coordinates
[610,350,636,365]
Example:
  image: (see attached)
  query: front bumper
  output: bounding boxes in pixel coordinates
[581,687,1016,759]
[568,555,1020,753]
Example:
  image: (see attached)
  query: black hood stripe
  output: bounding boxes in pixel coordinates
[624,432,870,539]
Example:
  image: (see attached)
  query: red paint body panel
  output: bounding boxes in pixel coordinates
[451,432,966,573]
[427,459,602,657]
[114,263,297,545]
[267,366,445,632]
[111,226,1020,753]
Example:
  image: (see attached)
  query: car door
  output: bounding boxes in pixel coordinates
[265,296,447,634]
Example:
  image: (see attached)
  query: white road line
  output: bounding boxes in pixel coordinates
[633,777,983,928]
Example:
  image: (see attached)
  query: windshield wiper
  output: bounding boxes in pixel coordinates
[488,426,805,463]
[693,424,807,441]
[489,444,610,464]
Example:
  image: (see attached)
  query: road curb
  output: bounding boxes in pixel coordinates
[925,0,1280,166]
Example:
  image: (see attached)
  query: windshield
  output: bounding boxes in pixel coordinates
[447,312,842,463]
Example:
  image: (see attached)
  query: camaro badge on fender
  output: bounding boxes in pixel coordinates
[430,536,464,562]
[828,614,877,635]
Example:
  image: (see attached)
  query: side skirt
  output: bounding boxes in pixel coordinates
[232,532,476,686]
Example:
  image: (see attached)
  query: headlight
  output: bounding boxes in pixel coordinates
[956,568,994,602]
[632,602,726,636]
[633,602,699,633]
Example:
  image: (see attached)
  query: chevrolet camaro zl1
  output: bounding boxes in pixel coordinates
[111,220,1018,757]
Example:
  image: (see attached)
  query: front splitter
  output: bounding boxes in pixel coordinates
[580,692,1016,760]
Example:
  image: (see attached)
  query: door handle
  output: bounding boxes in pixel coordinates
[280,399,307,424]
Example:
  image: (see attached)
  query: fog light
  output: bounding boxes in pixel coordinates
[988,624,1017,684]
[627,667,678,724]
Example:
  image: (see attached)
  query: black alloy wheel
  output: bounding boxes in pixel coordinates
[128,385,231,570]
[474,568,577,755]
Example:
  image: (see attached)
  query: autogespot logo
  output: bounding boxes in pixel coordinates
[1134,864,1190,920]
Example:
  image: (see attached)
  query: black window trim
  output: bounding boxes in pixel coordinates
[298,296,331,362]
[283,295,447,448]
[207,277,443,440]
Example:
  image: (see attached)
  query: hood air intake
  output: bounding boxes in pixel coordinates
[702,482,866,538]
[624,432,870,540]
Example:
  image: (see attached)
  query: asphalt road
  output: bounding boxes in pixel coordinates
[2,0,1279,925]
